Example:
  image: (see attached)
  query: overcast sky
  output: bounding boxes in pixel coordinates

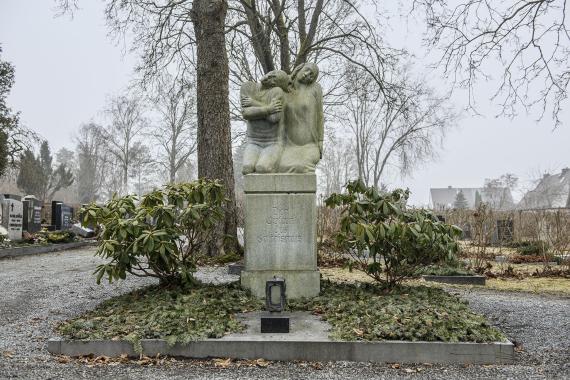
[1,0,569,205]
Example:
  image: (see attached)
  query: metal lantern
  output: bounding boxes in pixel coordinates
[265,277,286,312]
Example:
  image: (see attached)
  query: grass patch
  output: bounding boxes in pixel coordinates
[289,281,506,343]
[486,277,570,296]
[57,282,263,348]
[323,265,570,297]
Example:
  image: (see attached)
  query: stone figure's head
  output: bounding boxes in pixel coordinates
[291,63,319,85]
[260,70,291,92]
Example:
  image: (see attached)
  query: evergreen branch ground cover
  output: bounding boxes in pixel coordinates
[57,280,505,346]
[290,281,505,342]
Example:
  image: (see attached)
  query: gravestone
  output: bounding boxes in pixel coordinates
[239,64,323,299]
[22,196,42,233]
[2,194,23,241]
[51,201,74,231]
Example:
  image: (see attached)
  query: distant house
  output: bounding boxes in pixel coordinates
[430,186,514,211]
[518,168,570,209]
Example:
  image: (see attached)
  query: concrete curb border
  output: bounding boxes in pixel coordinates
[423,275,486,286]
[47,338,514,365]
[0,241,97,259]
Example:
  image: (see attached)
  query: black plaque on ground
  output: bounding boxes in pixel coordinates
[261,315,290,333]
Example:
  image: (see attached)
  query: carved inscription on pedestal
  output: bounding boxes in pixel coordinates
[256,205,302,244]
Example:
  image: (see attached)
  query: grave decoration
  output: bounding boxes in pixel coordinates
[239,63,323,300]
[22,195,42,233]
[1,194,23,241]
[261,277,289,333]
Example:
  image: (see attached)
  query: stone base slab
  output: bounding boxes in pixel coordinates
[47,338,515,365]
[241,270,320,299]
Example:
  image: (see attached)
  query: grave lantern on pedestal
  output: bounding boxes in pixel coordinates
[261,277,289,333]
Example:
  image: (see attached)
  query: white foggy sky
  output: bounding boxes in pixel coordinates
[1,0,569,205]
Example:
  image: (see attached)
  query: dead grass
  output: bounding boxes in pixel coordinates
[485,278,570,296]
[320,267,570,296]
[320,267,375,284]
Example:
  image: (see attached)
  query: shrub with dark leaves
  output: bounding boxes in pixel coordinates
[82,180,225,286]
[325,181,462,288]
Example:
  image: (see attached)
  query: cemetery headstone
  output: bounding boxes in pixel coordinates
[239,63,323,299]
[51,201,74,231]
[22,196,42,233]
[2,194,23,241]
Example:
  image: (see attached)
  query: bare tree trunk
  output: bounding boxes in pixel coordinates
[192,0,238,256]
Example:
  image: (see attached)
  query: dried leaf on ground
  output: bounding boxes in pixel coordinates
[213,358,232,368]
[255,358,270,367]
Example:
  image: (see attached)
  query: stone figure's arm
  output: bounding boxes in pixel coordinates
[267,91,285,123]
[240,81,266,119]
[241,96,264,108]
[242,89,284,121]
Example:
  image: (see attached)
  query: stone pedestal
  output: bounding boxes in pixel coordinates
[241,174,320,299]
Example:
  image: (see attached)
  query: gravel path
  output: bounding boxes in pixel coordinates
[0,248,568,379]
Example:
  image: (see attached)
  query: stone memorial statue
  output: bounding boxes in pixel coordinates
[240,70,289,174]
[240,63,323,300]
[240,63,324,174]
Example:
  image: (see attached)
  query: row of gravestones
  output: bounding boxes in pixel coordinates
[0,194,74,241]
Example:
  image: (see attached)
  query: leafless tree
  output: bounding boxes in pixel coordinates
[415,0,570,126]
[340,64,456,189]
[102,95,148,195]
[226,1,401,82]
[146,74,197,183]
[129,142,158,196]
[483,174,518,210]
[74,123,109,203]
[318,133,356,196]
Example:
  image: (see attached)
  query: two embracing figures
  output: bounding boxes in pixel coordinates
[240,63,324,174]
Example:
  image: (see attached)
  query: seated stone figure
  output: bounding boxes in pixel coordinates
[278,63,324,173]
[240,70,290,174]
